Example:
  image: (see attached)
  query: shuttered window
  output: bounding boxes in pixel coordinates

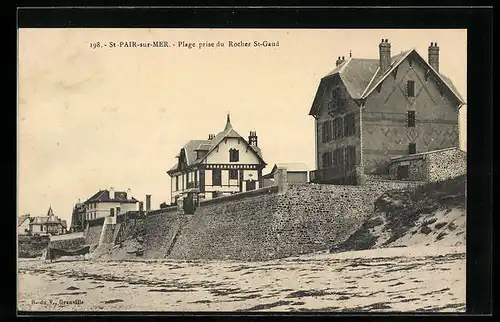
[345,146,356,170]
[407,80,415,97]
[407,110,416,127]
[344,113,356,137]
[322,121,328,143]
[229,169,238,180]
[212,169,222,186]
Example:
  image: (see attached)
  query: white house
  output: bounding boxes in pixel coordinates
[167,114,267,204]
[17,214,31,235]
[83,188,139,220]
[27,207,67,236]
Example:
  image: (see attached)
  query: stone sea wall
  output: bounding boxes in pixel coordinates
[138,180,422,261]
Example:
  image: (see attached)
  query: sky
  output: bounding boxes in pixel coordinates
[18,29,467,224]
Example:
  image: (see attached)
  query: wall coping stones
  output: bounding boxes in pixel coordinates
[390,147,463,163]
[199,185,279,207]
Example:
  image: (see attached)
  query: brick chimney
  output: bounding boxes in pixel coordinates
[379,38,391,73]
[208,134,215,140]
[335,56,345,66]
[428,42,440,72]
[109,187,115,199]
[146,194,151,211]
[248,131,258,147]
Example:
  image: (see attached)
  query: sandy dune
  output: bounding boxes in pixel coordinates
[18,245,465,312]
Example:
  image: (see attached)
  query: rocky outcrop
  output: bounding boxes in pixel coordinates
[331,175,466,253]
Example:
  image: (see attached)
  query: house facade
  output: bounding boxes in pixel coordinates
[309,39,466,184]
[69,201,87,232]
[28,207,67,236]
[83,188,139,220]
[167,115,267,204]
[18,214,31,235]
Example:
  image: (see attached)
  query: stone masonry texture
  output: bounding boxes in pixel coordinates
[130,180,422,261]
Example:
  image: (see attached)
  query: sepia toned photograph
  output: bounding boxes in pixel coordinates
[17,28,467,313]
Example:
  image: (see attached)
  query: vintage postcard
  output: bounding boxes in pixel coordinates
[17,28,467,313]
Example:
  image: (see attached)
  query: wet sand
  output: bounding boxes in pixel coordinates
[17,245,465,312]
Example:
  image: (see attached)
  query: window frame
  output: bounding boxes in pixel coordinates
[229,149,240,162]
[407,110,416,127]
[409,143,417,155]
[229,169,238,180]
[212,168,222,186]
[407,80,415,97]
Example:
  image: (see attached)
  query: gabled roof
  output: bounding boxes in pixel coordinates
[18,215,30,227]
[167,115,266,175]
[84,189,138,204]
[272,163,309,172]
[29,216,48,225]
[309,48,466,116]
[264,163,309,178]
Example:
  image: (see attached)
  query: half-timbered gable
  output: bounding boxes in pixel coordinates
[167,115,266,204]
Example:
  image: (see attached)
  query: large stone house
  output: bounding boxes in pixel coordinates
[308,39,466,184]
[167,115,267,204]
[83,188,139,220]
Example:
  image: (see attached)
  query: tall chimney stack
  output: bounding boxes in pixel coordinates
[109,187,115,200]
[379,39,391,73]
[248,131,258,147]
[428,42,440,72]
[146,194,151,212]
[335,56,345,66]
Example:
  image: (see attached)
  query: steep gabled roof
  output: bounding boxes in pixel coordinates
[18,215,30,227]
[167,115,266,175]
[272,163,309,173]
[29,216,48,225]
[309,49,465,116]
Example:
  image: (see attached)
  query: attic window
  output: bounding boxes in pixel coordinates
[229,148,239,162]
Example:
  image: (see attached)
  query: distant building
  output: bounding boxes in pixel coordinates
[167,115,267,204]
[308,39,466,185]
[17,214,31,235]
[83,188,139,220]
[28,207,67,236]
[69,201,87,232]
[262,163,310,186]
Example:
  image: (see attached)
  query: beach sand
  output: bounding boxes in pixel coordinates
[17,245,465,312]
